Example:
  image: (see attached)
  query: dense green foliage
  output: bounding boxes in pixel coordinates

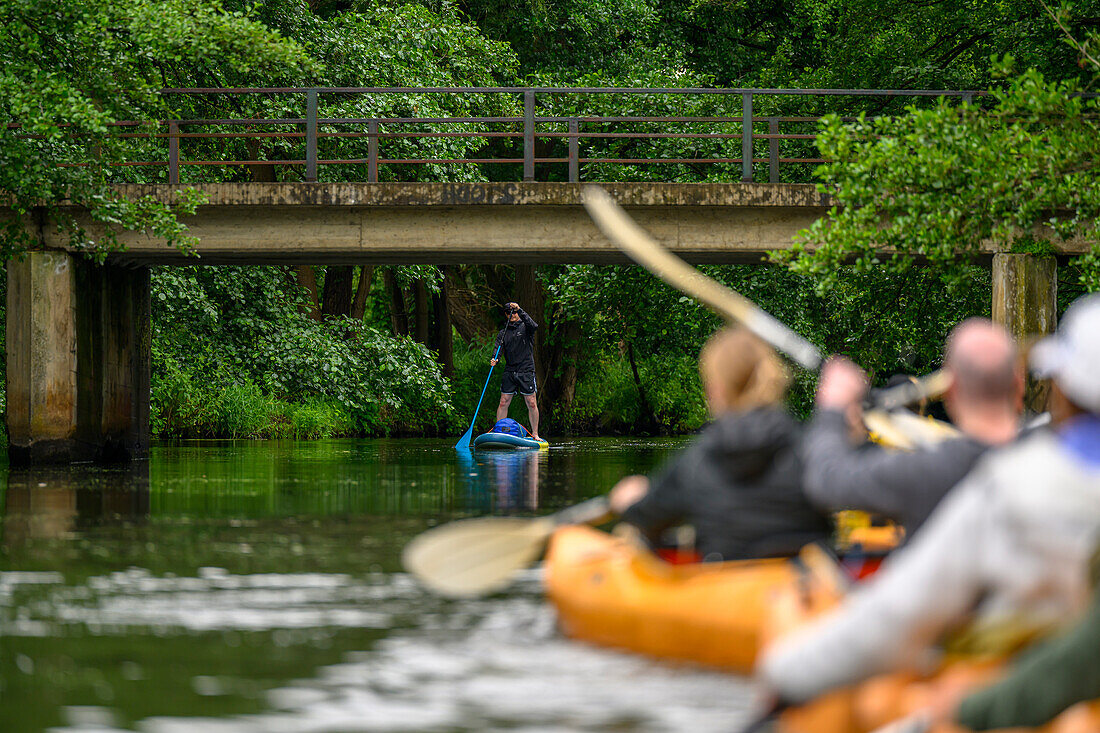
[174,0,520,185]
[152,266,452,437]
[671,0,1099,90]
[3,0,1099,439]
[547,263,991,427]
[787,62,1100,290]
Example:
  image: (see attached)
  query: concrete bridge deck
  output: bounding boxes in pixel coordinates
[50,182,1091,265]
[63,182,836,265]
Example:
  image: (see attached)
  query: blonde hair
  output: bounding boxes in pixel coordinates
[699,327,789,412]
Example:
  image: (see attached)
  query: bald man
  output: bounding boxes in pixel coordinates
[800,318,1024,538]
[758,295,1100,706]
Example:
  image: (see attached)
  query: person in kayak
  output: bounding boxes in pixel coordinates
[939,544,1100,731]
[800,318,1023,539]
[607,327,833,562]
[492,302,541,440]
[757,293,1100,706]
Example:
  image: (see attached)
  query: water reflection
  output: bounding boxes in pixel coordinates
[460,448,546,514]
[2,463,150,547]
[0,438,747,733]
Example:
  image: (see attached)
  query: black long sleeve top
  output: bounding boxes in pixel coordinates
[621,407,833,561]
[495,309,538,373]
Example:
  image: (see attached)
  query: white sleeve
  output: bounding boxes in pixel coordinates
[757,476,994,702]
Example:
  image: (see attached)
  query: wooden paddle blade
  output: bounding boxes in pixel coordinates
[582,185,822,371]
[870,369,953,411]
[864,409,959,450]
[402,517,554,598]
[886,410,960,445]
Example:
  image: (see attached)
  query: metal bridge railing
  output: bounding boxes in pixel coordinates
[34,87,985,185]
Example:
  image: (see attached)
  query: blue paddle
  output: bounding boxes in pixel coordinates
[455,343,502,450]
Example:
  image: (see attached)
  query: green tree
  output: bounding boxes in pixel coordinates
[786,61,1100,291]
[0,0,314,260]
[650,0,1100,90]
[545,263,989,430]
[175,0,523,185]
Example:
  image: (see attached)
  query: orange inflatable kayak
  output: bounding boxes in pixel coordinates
[777,665,1100,733]
[762,580,1100,733]
[544,525,797,673]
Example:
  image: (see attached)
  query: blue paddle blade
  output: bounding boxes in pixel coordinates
[455,427,474,451]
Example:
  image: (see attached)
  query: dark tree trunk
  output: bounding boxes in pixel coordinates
[434,268,455,377]
[350,265,374,321]
[384,269,408,336]
[446,267,496,343]
[413,279,431,344]
[294,266,323,321]
[514,264,547,397]
[245,139,277,183]
[627,340,657,434]
[483,265,514,309]
[321,265,354,318]
[541,319,580,429]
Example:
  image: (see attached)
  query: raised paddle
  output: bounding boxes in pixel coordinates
[580,185,952,418]
[402,497,613,598]
[581,186,822,371]
[455,342,502,451]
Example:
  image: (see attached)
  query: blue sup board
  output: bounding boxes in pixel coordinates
[472,432,550,450]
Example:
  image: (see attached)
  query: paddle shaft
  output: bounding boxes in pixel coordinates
[455,342,502,449]
[581,185,949,412]
[582,185,821,371]
[551,496,613,527]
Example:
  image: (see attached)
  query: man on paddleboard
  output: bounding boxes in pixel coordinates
[492,302,541,440]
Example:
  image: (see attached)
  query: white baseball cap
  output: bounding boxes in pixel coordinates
[1030,293,1100,413]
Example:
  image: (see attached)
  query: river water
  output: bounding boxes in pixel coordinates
[0,438,757,732]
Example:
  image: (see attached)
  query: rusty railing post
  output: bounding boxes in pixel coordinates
[306,89,318,182]
[523,89,535,182]
[368,119,379,182]
[568,118,579,183]
[741,92,753,183]
[768,117,779,183]
[168,121,179,185]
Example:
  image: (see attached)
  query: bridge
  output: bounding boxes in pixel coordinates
[75,182,831,265]
[5,88,1073,463]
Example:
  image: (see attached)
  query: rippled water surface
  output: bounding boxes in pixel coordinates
[0,438,755,732]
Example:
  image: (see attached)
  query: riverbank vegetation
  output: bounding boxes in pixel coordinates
[3,0,1100,438]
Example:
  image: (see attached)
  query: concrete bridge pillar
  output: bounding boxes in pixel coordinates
[991,253,1057,413]
[6,253,150,465]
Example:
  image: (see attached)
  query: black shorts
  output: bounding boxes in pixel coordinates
[502,370,536,396]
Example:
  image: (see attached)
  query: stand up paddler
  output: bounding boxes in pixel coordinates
[492,302,541,440]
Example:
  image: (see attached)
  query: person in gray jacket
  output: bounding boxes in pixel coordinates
[757,294,1100,706]
[801,319,1023,538]
[952,547,1100,730]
